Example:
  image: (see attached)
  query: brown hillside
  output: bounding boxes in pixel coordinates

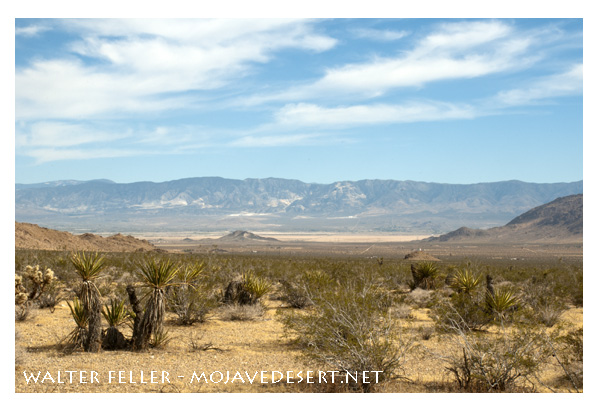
[15,222,158,252]
[424,194,582,244]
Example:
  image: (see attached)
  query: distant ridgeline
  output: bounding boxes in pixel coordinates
[15,177,582,234]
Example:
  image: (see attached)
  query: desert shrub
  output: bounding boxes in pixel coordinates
[15,305,34,322]
[431,291,492,332]
[281,276,413,392]
[22,264,56,303]
[167,262,218,325]
[404,288,434,308]
[15,275,28,306]
[389,303,413,319]
[169,284,218,325]
[218,303,265,321]
[223,271,272,306]
[553,327,583,391]
[278,278,313,309]
[417,326,435,341]
[36,280,66,312]
[409,262,441,290]
[520,278,567,327]
[440,324,551,392]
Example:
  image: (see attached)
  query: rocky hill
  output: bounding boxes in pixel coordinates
[15,222,158,252]
[15,177,583,234]
[426,194,582,243]
[217,230,280,242]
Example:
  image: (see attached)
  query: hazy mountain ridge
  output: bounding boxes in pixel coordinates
[427,194,582,243]
[15,177,583,233]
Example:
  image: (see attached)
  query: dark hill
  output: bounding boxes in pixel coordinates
[425,194,582,243]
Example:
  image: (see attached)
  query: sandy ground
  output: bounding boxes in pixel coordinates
[15,296,582,394]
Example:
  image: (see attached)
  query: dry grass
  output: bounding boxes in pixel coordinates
[15,295,582,393]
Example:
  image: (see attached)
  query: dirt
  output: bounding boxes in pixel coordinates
[15,298,583,393]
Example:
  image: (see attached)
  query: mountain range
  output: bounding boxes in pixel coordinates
[15,177,583,234]
[426,194,582,243]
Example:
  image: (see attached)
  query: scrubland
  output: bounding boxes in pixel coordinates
[15,248,583,393]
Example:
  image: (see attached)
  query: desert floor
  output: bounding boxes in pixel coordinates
[14,236,583,394]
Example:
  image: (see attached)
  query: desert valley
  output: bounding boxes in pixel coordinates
[14,181,583,394]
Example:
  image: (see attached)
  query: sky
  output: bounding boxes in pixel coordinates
[13,13,585,185]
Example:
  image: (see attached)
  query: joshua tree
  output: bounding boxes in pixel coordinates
[70,251,106,352]
[133,258,179,350]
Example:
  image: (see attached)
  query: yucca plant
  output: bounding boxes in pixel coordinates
[133,258,179,350]
[64,297,88,349]
[70,251,106,352]
[486,288,519,320]
[102,298,130,327]
[102,298,130,350]
[450,269,483,295]
[243,271,272,304]
[410,262,440,290]
[177,262,206,284]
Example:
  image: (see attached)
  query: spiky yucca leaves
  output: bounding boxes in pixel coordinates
[102,299,130,350]
[178,262,206,283]
[486,288,519,320]
[102,299,130,327]
[133,258,179,350]
[450,269,483,295]
[70,251,106,352]
[410,262,440,290]
[64,298,88,349]
[243,271,272,304]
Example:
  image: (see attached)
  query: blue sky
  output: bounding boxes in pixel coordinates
[14,16,584,185]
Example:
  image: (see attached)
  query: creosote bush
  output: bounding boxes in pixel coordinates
[281,275,412,393]
[440,322,552,392]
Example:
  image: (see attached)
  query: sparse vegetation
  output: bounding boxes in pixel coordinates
[15,247,583,393]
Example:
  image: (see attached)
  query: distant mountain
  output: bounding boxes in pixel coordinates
[218,230,280,242]
[15,177,583,234]
[426,194,582,243]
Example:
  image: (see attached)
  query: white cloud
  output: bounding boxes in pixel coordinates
[353,28,408,41]
[15,24,51,37]
[16,121,131,148]
[239,20,537,105]
[493,64,583,106]
[273,101,475,128]
[16,19,337,121]
[229,133,324,147]
[24,147,143,164]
